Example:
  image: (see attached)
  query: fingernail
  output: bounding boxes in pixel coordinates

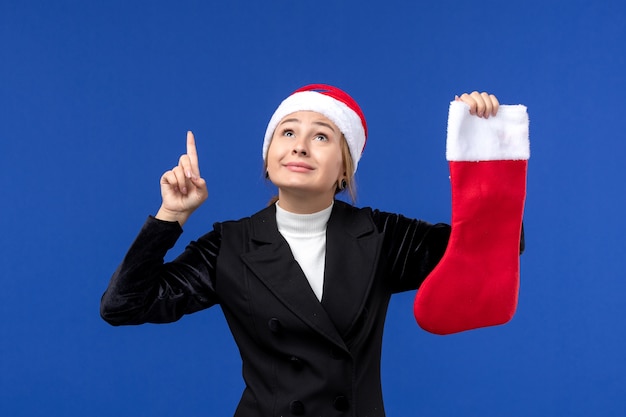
[182,187,187,194]
[185,170,192,179]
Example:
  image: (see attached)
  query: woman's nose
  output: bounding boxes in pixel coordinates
[292,140,308,156]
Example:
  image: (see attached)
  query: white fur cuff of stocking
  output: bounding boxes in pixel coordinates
[446,101,530,162]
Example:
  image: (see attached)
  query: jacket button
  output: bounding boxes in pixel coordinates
[333,395,349,411]
[289,356,303,371]
[289,400,305,415]
[268,318,281,333]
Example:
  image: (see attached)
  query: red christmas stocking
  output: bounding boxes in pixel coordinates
[414,101,529,335]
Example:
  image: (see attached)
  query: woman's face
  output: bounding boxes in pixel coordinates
[266,111,345,202]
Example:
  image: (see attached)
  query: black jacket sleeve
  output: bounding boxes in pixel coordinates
[100,216,222,326]
[371,210,451,293]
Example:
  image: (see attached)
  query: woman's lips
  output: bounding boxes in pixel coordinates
[285,162,314,172]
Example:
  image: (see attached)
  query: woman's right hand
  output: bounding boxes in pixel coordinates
[155,131,208,226]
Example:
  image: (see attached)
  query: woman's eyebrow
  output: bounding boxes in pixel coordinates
[278,118,300,125]
[313,121,337,133]
[278,118,336,133]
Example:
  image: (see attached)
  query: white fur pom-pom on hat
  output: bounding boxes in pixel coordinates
[263,84,368,172]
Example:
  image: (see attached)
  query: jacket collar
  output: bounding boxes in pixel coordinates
[240,200,383,351]
[247,200,375,242]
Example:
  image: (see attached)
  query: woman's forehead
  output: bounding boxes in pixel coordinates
[279,111,339,130]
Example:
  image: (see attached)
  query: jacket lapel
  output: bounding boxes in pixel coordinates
[240,202,384,350]
[240,204,348,351]
[321,201,383,339]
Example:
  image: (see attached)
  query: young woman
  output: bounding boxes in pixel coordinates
[101,84,503,416]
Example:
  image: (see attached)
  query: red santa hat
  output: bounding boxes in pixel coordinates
[263,84,368,172]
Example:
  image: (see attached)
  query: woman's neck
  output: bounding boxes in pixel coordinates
[276,189,334,214]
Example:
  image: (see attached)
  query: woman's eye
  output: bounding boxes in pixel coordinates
[314,135,328,142]
[283,130,294,137]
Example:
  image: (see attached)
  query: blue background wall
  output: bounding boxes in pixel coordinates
[1,1,625,415]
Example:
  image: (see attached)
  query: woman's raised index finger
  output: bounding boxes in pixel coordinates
[186,131,200,173]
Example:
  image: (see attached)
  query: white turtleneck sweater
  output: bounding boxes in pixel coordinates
[275,202,333,301]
